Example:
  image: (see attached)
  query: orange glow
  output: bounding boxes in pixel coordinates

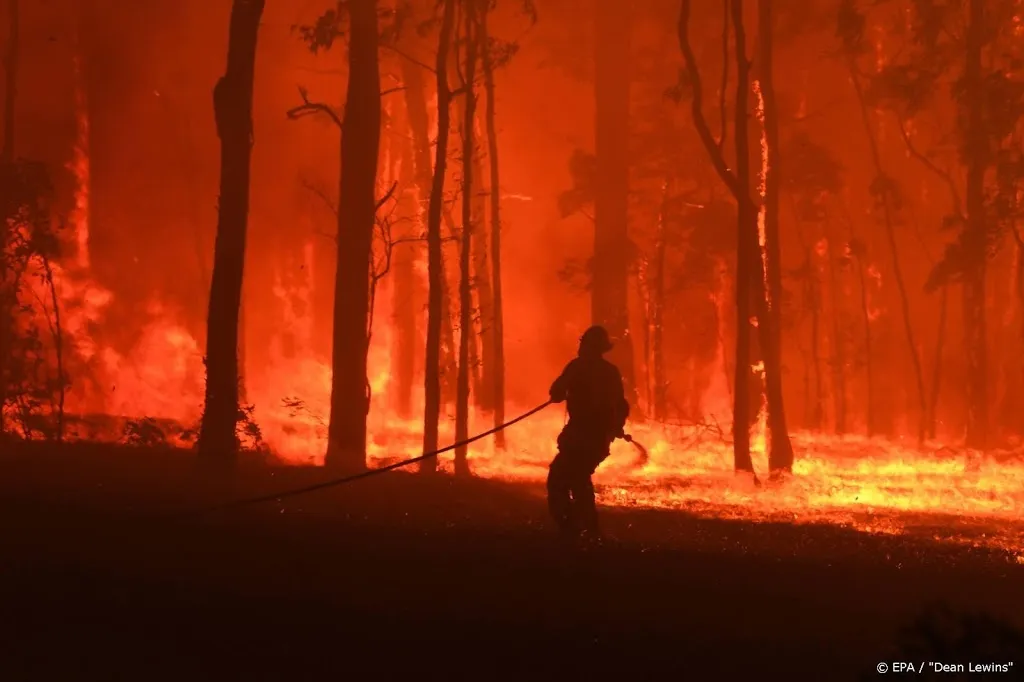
[6,1,1023,564]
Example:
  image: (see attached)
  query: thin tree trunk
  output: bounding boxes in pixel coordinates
[197,0,264,463]
[470,115,494,413]
[678,0,753,473]
[757,0,794,474]
[480,6,506,447]
[0,0,18,438]
[594,0,638,413]
[42,256,63,441]
[826,238,846,434]
[421,0,456,471]
[454,0,479,477]
[847,64,927,446]
[963,0,988,450]
[652,182,668,421]
[391,125,419,418]
[325,0,381,472]
[732,1,755,474]
[927,284,948,440]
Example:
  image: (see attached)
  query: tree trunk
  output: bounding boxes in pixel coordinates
[480,6,507,447]
[757,0,794,474]
[848,64,927,446]
[826,239,845,434]
[652,183,668,421]
[324,0,381,472]
[0,0,18,439]
[594,1,638,413]
[391,129,420,419]
[197,0,264,463]
[963,0,988,450]
[421,0,456,471]
[678,0,753,473]
[927,284,948,440]
[470,115,494,414]
[454,0,479,477]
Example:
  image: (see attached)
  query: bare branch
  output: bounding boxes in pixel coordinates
[375,180,399,211]
[380,86,406,97]
[717,0,729,151]
[678,0,747,206]
[286,85,343,129]
[380,44,436,74]
[300,178,338,215]
[895,116,964,220]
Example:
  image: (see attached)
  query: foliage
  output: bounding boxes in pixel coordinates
[0,159,67,441]
[781,131,844,222]
[122,417,169,448]
[839,0,1024,292]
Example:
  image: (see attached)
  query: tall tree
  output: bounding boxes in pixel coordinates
[454,0,480,476]
[678,0,794,474]
[755,0,794,473]
[837,3,928,446]
[0,0,17,439]
[421,0,457,472]
[324,0,382,472]
[479,2,506,447]
[961,0,987,449]
[593,1,637,411]
[197,0,264,462]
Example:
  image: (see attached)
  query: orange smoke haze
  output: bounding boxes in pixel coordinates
[5,0,1023,557]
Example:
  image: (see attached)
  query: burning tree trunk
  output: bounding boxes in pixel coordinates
[324,0,381,472]
[480,6,506,447]
[594,1,638,413]
[679,0,794,474]
[454,0,479,477]
[421,0,456,471]
[847,66,928,446]
[0,0,18,438]
[962,0,988,450]
[197,0,264,463]
[755,0,794,474]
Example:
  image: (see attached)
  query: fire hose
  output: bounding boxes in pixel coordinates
[182,400,651,518]
[183,400,555,517]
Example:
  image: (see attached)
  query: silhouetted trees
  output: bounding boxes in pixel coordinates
[454,0,480,476]
[323,0,382,472]
[197,0,264,463]
[0,0,18,439]
[421,0,456,472]
[755,0,794,474]
[678,0,794,474]
[593,0,638,414]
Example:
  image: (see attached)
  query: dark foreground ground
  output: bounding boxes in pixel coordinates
[1,443,1023,682]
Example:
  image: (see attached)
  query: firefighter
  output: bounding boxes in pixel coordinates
[547,325,630,541]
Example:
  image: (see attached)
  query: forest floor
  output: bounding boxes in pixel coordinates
[1,442,1023,682]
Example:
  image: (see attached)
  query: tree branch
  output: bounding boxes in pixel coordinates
[678,0,747,206]
[375,180,399,211]
[895,116,965,221]
[717,0,729,151]
[286,85,343,129]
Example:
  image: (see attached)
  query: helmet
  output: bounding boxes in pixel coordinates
[579,325,613,356]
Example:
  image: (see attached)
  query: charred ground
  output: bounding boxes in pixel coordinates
[2,443,1022,682]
